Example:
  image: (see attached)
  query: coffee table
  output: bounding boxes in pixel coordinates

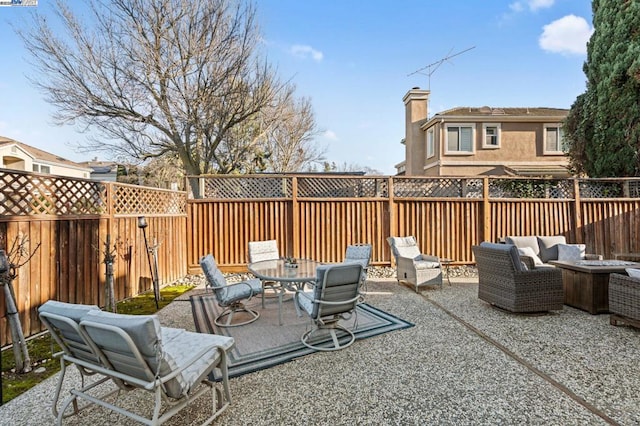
[549,259,640,314]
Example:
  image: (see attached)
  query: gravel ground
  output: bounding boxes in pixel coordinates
[1,273,637,426]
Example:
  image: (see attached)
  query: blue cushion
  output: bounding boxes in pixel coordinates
[38,300,100,323]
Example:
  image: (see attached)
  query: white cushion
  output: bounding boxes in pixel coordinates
[505,236,539,255]
[626,268,640,279]
[518,246,543,266]
[391,237,422,259]
[414,260,440,270]
[557,244,586,261]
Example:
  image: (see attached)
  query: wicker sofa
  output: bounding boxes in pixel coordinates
[472,242,564,313]
[609,272,640,328]
[504,235,601,268]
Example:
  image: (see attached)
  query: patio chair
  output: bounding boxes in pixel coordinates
[387,236,442,292]
[38,301,234,426]
[295,263,363,351]
[343,243,372,299]
[472,242,564,313]
[200,254,263,327]
[248,239,286,308]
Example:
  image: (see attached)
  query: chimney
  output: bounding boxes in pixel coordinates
[402,87,430,176]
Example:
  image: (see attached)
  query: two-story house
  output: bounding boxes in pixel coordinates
[397,88,570,177]
[0,136,92,179]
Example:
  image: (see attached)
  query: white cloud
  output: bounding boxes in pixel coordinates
[323,130,338,141]
[509,0,554,13]
[528,0,554,11]
[509,2,524,12]
[539,15,593,55]
[290,44,324,62]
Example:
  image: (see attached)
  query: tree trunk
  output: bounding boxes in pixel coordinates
[1,277,31,373]
[103,234,117,313]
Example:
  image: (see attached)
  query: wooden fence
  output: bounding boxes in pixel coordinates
[0,169,187,345]
[1,169,640,344]
[186,175,640,273]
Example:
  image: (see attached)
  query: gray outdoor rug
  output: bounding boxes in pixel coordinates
[190,293,413,378]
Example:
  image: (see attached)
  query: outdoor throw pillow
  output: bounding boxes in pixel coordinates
[626,268,640,279]
[518,246,543,266]
[557,243,586,261]
[537,236,567,263]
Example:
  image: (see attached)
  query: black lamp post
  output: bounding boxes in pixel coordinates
[138,217,160,309]
[0,250,9,406]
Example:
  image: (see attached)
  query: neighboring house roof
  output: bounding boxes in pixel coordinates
[420,106,569,128]
[0,136,89,171]
[435,106,568,117]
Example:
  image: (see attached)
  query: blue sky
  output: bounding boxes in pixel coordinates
[0,0,593,174]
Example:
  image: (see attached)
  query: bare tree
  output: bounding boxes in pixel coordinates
[211,83,325,173]
[18,0,287,197]
[263,93,326,172]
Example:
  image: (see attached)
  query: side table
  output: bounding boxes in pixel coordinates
[440,258,453,285]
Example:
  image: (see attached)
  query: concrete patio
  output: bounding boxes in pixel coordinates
[0,276,638,425]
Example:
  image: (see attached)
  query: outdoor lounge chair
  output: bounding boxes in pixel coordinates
[295,263,363,351]
[200,254,263,327]
[387,236,442,292]
[248,239,287,307]
[38,300,234,426]
[472,242,564,313]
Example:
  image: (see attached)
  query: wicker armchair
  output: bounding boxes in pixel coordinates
[472,242,564,313]
[609,273,640,328]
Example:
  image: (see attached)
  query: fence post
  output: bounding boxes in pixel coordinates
[483,176,491,243]
[388,176,395,266]
[573,178,583,244]
[291,176,299,259]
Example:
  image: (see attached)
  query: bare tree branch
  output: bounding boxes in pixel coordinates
[18,0,321,196]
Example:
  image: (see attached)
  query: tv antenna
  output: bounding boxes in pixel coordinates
[407,46,476,90]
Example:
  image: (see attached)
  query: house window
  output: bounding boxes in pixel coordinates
[33,164,51,174]
[482,124,501,148]
[445,124,474,154]
[426,128,435,158]
[544,124,566,154]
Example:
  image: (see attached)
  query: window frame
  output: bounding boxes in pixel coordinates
[543,123,566,155]
[444,123,475,155]
[482,123,501,149]
[33,163,51,174]
[426,127,435,159]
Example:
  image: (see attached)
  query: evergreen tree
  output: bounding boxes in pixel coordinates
[565,0,640,176]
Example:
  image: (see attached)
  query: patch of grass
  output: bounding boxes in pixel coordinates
[0,284,195,404]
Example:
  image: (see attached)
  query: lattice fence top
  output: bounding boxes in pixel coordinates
[113,184,186,215]
[393,178,483,198]
[297,177,389,198]
[0,170,107,216]
[489,178,574,199]
[578,180,639,199]
[203,176,292,199]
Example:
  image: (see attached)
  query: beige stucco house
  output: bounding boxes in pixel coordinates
[0,136,91,179]
[396,88,571,177]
